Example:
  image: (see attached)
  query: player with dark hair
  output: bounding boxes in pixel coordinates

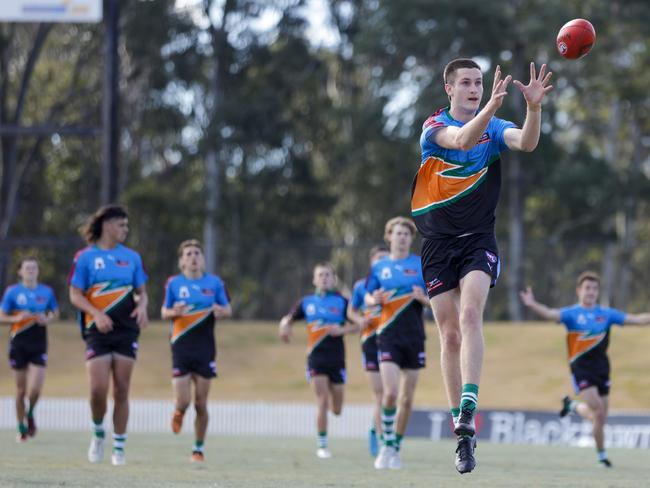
[69,204,149,466]
[520,271,650,468]
[0,257,58,441]
[162,239,231,462]
[366,217,429,470]
[348,244,389,456]
[412,57,553,473]
[279,262,360,459]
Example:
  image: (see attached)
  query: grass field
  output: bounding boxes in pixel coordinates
[0,320,649,409]
[0,431,644,487]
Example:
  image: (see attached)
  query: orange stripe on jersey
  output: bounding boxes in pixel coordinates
[566,331,606,363]
[377,293,415,334]
[307,322,334,355]
[84,282,133,328]
[170,308,212,344]
[361,308,381,342]
[10,313,39,338]
[411,156,487,215]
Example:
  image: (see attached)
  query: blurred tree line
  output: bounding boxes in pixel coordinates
[1,0,649,320]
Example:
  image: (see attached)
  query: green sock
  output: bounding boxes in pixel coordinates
[112,433,126,453]
[395,433,403,451]
[18,423,27,435]
[451,407,460,425]
[460,383,479,413]
[193,439,204,452]
[27,405,35,418]
[381,407,397,447]
[317,431,327,449]
[92,419,105,439]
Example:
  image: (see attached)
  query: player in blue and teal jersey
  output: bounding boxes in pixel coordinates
[520,271,650,468]
[69,205,149,467]
[162,239,231,463]
[0,257,58,442]
[279,262,360,459]
[365,217,429,470]
[349,244,389,457]
[412,58,553,474]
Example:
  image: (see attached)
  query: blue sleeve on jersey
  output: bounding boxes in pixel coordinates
[608,308,626,326]
[47,287,58,311]
[490,117,517,152]
[365,267,380,293]
[351,282,365,310]
[559,307,573,326]
[132,252,148,288]
[1,287,13,313]
[214,279,229,306]
[421,111,449,146]
[70,252,89,290]
[163,279,176,308]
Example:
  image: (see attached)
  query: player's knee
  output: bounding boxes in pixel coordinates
[16,386,26,398]
[331,405,342,416]
[383,390,398,406]
[112,384,129,403]
[460,305,482,330]
[194,402,208,416]
[440,329,461,352]
[399,394,413,411]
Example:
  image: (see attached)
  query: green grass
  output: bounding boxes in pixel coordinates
[0,431,644,487]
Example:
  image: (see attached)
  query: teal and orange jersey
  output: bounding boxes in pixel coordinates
[1,283,57,341]
[164,273,229,346]
[365,254,426,340]
[351,279,381,344]
[69,244,147,334]
[559,304,626,373]
[289,291,348,365]
[412,107,516,239]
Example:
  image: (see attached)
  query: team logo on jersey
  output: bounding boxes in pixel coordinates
[328,306,340,314]
[36,296,47,304]
[577,314,587,325]
[179,286,190,299]
[477,132,490,145]
[17,293,27,306]
[116,259,130,267]
[306,304,316,316]
[596,316,606,323]
[94,257,105,270]
[201,288,215,296]
[403,268,419,276]
[380,267,392,280]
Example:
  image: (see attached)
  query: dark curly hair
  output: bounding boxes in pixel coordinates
[80,204,128,243]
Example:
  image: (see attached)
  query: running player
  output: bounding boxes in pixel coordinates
[279,262,360,459]
[69,204,149,466]
[162,239,231,463]
[349,244,389,457]
[365,217,429,470]
[411,58,553,473]
[519,271,650,468]
[0,257,58,441]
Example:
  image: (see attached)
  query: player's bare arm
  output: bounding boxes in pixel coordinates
[504,62,553,152]
[69,285,114,333]
[519,286,561,321]
[435,65,512,151]
[278,315,293,343]
[623,313,650,325]
[131,285,149,329]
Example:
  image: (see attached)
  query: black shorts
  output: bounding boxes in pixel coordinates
[376,334,426,370]
[9,340,47,369]
[421,233,500,298]
[306,363,346,384]
[85,329,139,360]
[571,368,610,396]
[172,346,217,379]
[361,336,380,372]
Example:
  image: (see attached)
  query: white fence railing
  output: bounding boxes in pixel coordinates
[0,397,373,437]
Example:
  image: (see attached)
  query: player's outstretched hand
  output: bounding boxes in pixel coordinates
[519,286,536,306]
[279,321,292,343]
[486,65,512,111]
[512,62,553,108]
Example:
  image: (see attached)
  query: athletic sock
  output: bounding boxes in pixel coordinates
[92,420,105,439]
[317,431,328,449]
[193,439,204,453]
[381,407,397,447]
[597,449,608,461]
[27,404,35,418]
[460,384,479,413]
[18,423,27,435]
[112,433,127,453]
[395,433,403,452]
[451,407,460,427]
[569,399,579,413]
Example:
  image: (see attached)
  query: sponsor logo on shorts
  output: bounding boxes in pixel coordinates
[9,359,16,367]
[365,361,377,371]
[578,379,591,390]
[380,351,392,361]
[426,279,444,293]
[85,348,96,360]
[485,251,497,264]
[209,361,217,373]
[132,342,139,350]
[41,353,48,361]
[308,368,317,378]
